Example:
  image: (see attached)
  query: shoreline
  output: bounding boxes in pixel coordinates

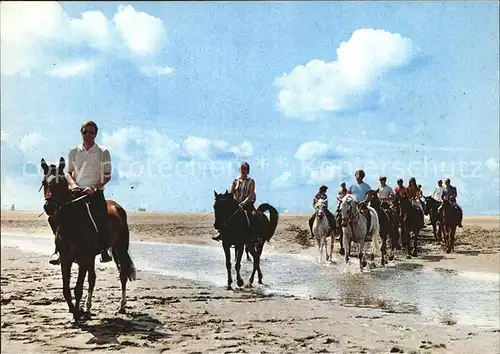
[2,228,500,276]
[2,212,499,274]
[1,212,499,353]
[2,246,499,354]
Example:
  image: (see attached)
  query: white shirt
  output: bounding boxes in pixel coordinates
[377,185,394,199]
[67,143,111,189]
[349,182,371,201]
[432,186,445,201]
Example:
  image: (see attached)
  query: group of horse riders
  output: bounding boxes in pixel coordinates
[308,170,463,239]
[43,119,463,266]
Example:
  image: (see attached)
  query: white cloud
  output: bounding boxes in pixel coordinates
[485,157,499,172]
[19,132,44,156]
[113,5,165,56]
[271,171,294,189]
[1,130,8,141]
[0,2,170,77]
[101,126,179,163]
[183,136,253,160]
[310,165,342,184]
[140,65,175,77]
[47,60,94,78]
[274,28,419,119]
[183,136,212,159]
[294,141,348,161]
[69,11,112,50]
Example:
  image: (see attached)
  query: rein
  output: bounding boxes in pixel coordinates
[220,205,247,229]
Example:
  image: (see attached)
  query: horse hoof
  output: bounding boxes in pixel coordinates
[118,308,126,314]
[388,254,395,261]
[258,279,263,285]
[370,254,375,261]
[237,279,244,288]
[406,255,412,259]
[361,260,367,268]
[245,283,253,289]
[226,285,233,291]
[339,248,345,256]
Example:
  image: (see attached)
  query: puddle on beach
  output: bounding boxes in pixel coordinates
[2,232,499,329]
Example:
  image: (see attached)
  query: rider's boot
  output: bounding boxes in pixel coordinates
[100,248,112,263]
[49,252,60,265]
[308,214,315,239]
[212,233,222,241]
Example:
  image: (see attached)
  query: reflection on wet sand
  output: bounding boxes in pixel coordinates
[1,232,499,329]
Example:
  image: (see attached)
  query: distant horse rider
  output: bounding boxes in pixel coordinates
[338,182,348,200]
[439,178,463,228]
[406,177,426,228]
[348,170,372,239]
[394,178,406,196]
[309,185,336,238]
[212,162,256,241]
[376,175,395,209]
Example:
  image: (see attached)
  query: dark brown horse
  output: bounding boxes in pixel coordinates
[368,192,394,265]
[441,199,461,253]
[41,157,136,322]
[213,191,278,290]
[395,194,422,258]
[423,196,443,242]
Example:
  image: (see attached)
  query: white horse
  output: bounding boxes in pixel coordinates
[312,198,333,262]
[339,194,381,270]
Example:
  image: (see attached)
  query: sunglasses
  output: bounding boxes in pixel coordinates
[82,130,96,136]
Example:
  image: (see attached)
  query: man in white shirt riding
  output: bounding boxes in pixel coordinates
[348,170,372,240]
[432,180,444,201]
[49,120,113,265]
[377,176,395,202]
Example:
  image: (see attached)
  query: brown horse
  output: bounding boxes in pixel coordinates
[441,199,461,253]
[41,157,136,323]
[213,191,279,289]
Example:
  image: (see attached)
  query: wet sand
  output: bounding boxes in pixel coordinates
[1,211,499,353]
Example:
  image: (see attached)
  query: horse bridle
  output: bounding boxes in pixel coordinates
[39,178,90,217]
[341,198,360,226]
[216,200,248,231]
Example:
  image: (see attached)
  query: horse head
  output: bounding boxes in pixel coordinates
[340,194,356,227]
[423,195,438,215]
[213,190,238,231]
[40,157,71,216]
[368,190,381,209]
[314,198,327,219]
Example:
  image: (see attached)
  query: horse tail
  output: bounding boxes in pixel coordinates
[257,203,279,242]
[369,207,382,257]
[112,205,136,282]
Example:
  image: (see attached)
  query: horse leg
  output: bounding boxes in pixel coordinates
[329,234,334,261]
[381,231,387,266]
[85,258,96,315]
[248,244,257,287]
[223,243,233,290]
[412,229,418,257]
[359,239,367,270]
[255,242,264,285]
[73,263,88,323]
[451,227,456,253]
[343,232,350,264]
[339,228,345,255]
[323,236,329,262]
[246,245,252,262]
[235,245,245,288]
[60,258,74,314]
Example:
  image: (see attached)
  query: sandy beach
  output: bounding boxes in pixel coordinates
[1,211,499,353]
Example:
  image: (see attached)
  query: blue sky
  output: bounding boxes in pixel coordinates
[1,1,499,214]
